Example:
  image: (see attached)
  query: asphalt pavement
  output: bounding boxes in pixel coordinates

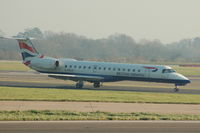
[0,121,200,133]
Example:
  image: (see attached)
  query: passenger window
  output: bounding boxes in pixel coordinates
[113,68,116,71]
[138,70,140,72]
[123,68,125,71]
[83,66,86,69]
[99,67,101,70]
[132,69,135,72]
[118,68,120,71]
[128,69,130,72]
[108,68,111,70]
[65,65,67,68]
[94,66,97,69]
[70,65,72,68]
[104,67,106,70]
[79,66,81,69]
[74,65,77,68]
[88,66,91,69]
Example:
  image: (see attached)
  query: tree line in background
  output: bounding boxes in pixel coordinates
[0,27,200,64]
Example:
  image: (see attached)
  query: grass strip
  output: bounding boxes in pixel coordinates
[0,61,30,71]
[1,86,200,104]
[0,110,200,121]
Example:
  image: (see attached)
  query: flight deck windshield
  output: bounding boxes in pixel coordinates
[162,69,176,73]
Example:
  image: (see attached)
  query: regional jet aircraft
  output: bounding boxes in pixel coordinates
[0,37,190,92]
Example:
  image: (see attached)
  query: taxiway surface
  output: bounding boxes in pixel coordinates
[0,121,200,133]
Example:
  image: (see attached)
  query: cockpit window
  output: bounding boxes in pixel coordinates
[162,69,176,73]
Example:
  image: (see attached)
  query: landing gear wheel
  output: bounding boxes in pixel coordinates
[93,82,100,88]
[173,85,179,92]
[173,88,179,92]
[75,81,84,88]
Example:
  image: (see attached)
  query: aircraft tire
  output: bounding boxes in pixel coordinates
[93,82,100,88]
[173,88,179,92]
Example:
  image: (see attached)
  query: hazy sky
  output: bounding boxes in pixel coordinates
[1,0,200,43]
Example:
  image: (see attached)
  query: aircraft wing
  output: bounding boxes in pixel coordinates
[41,73,104,82]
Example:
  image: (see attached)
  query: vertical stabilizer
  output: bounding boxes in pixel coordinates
[17,38,39,61]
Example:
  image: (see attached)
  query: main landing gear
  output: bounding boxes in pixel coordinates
[93,82,101,88]
[75,81,102,88]
[173,84,179,92]
[75,81,84,88]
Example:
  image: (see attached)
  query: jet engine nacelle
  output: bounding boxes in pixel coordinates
[30,57,60,70]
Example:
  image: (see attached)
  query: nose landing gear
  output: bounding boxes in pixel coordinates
[173,84,179,92]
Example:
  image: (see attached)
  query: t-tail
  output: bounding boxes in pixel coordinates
[0,36,60,71]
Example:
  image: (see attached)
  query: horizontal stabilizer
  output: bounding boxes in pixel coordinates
[0,36,35,40]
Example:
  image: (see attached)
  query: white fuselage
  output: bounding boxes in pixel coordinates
[29,57,190,85]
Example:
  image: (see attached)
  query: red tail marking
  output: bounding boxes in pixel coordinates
[39,55,44,58]
[23,61,31,66]
[19,42,36,53]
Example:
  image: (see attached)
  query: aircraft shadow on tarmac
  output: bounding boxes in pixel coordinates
[0,81,200,94]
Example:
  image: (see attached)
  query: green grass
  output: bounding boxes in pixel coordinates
[1,86,200,104]
[0,110,200,121]
[0,61,30,71]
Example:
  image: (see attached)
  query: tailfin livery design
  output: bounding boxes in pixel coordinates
[17,38,39,61]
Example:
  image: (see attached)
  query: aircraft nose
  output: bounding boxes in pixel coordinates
[175,73,191,84]
[181,76,191,84]
[186,79,191,84]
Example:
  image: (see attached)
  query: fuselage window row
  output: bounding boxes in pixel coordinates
[66,65,143,73]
